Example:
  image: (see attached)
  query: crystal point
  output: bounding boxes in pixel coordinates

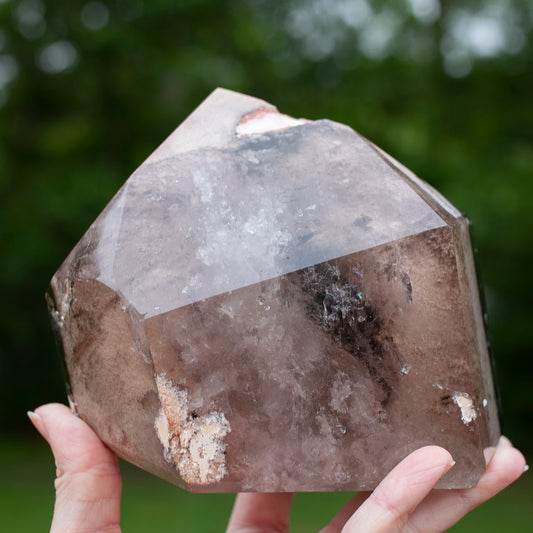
[47,88,500,492]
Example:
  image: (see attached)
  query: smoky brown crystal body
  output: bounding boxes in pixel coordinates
[47,89,500,492]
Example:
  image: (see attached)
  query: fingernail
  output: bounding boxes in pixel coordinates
[483,446,496,464]
[524,464,529,473]
[498,435,513,448]
[449,460,456,467]
[27,411,48,440]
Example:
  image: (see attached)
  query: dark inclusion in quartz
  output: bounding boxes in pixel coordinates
[47,88,500,493]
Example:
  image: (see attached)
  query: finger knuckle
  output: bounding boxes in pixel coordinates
[368,492,406,532]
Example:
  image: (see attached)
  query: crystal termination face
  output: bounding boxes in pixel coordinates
[47,88,500,493]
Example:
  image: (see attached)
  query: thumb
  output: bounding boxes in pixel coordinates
[29,403,122,533]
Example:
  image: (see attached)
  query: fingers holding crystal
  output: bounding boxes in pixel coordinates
[29,403,122,533]
[226,492,294,533]
[318,491,371,533]
[339,446,454,533]
[403,436,526,533]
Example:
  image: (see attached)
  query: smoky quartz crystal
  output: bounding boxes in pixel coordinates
[47,88,500,492]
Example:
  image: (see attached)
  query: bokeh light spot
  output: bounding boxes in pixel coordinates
[0,54,19,88]
[37,41,78,74]
[16,0,46,40]
[81,1,110,31]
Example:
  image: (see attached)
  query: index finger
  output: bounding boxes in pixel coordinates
[404,436,526,533]
[226,492,294,533]
[341,446,454,533]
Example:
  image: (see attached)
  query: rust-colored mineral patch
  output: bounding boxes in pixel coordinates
[236,105,309,137]
[155,374,230,485]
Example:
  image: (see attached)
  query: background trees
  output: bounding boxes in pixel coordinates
[1,0,531,452]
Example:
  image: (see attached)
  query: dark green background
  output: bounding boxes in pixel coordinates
[0,0,531,530]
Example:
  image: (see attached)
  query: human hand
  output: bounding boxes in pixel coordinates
[29,403,527,533]
[227,438,526,533]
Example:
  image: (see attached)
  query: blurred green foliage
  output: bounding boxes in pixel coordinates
[0,0,532,458]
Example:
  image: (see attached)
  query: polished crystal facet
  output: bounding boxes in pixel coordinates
[47,88,500,492]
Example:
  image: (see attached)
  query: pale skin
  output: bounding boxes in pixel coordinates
[28,403,526,533]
